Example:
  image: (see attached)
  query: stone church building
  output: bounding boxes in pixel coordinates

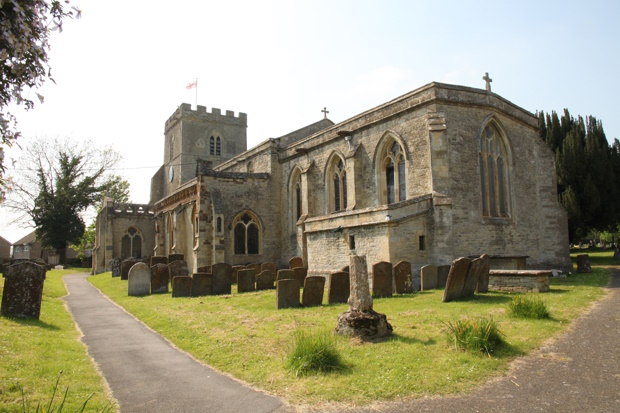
[92,81,571,275]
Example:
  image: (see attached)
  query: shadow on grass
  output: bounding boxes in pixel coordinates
[388,333,436,346]
[2,315,61,331]
[447,294,512,305]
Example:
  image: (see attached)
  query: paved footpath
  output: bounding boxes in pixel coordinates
[63,273,287,413]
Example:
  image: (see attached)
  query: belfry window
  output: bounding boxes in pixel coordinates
[479,123,510,218]
[233,212,261,255]
[216,137,221,156]
[380,140,406,205]
[210,136,215,155]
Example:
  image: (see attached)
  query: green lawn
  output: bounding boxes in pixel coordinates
[89,267,610,407]
[570,247,618,266]
[0,269,117,412]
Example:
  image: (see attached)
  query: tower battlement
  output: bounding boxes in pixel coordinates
[165,103,247,133]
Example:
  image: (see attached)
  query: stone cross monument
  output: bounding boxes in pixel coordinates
[483,72,493,92]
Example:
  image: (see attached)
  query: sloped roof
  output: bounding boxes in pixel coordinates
[277,118,335,148]
[0,235,11,246]
[13,230,36,246]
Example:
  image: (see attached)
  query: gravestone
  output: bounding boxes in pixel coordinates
[437,265,451,289]
[150,263,169,293]
[394,261,413,294]
[211,262,232,295]
[121,259,139,280]
[614,248,620,260]
[327,271,350,304]
[261,262,276,274]
[276,269,295,281]
[302,276,325,307]
[474,254,491,293]
[110,258,122,277]
[191,273,212,297]
[140,256,151,266]
[150,256,168,267]
[237,269,256,293]
[256,270,275,290]
[231,265,246,284]
[334,255,392,340]
[576,254,592,273]
[462,256,486,297]
[1,262,46,319]
[289,256,303,269]
[276,279,300,309]
[372,261,393,298]
[171,276,192,298]
[247,263,262,276]
[168,254,184,264]
[128,263,151,296]
[421,264,438,290]
[442,257,472,302]
[168,260,189,281]
[293,267,308,286]
[197,265,211,274]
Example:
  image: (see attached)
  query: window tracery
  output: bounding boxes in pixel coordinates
[233,212,261,255]
[479,123,510,218]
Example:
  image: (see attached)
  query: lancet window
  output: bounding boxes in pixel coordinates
[379,140,406,205]
[327,157,347,213]
[479,123,510,217]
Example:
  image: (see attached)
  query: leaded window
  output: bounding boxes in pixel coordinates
[233,212,261,255]
[479,123,509,217]
[381,141,406,205]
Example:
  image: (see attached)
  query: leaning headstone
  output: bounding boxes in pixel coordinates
[256,270,275,290]
[474,254,491,293]
[168,260,189,281]
[293,267,308,286]
[171,276,192,298]
[302,276,325,307]
[437,265,451,289]
[237,269,256,293]
[110,258,122,277]
[334,255,392,340]
[576,254,592,273]
[261,262,276,274]
[372,261,393,298]
[168,254,184,264]
[289,256,303,269]
[1,262,46,319]
[128,263,151,296]
[276,279,300,309]
[231,265,245,284]
[150,256,168,267]
[121,259,139,280]
[150,263,169,293]
[394,261,413,294]
[191,273,212,297]
[442,257,472,302]
[211,262,232,295]
[327,271,350,304]
[277,269,295,281]
[462,255,486,298]
[421,264,438,290]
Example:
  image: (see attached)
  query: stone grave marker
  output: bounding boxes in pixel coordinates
[394,261,413,294]
[276,279,300,309]
[276,269,295,281]
[231,265,246,284]
[437,265,451,289]
[576,254,592,273]
[150,256,168,267]
[172,276,192,298]
[191,273,212,297]
[293,267,308,286]
[261,262,276,274]
[197,265,212,274]
[1,262,46,319]
[334,255,392,340]
[211,262,232,295]
[474,254,491,293]
[442,257,472,302]
[128,263,151,296]
[372,261,393,298]
[421,264,438,290]
[247,263,262,276]
[150,263,169,293]
[237,269,256,293]
[327,271,350,304]
[168,254,184,264]
[121,258,139,280]
[140,256,151,266]
[168,260,189,282]
[614,248,620,260]
[289,256,303,269]
[462,255,485,297]
[302,276,325,307]
[256,270,275,290]
[110,258,122,277]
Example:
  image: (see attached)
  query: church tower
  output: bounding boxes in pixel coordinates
[150,104,247,203]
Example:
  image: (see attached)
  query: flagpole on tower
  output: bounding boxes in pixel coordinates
[194,78,198,108]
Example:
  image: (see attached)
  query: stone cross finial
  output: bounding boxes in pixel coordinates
[322,107,329,119]
[483,72,492,92]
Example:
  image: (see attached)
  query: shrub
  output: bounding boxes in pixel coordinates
[285,329,344,376]
[508,295,550,319]
[443,317,504,355]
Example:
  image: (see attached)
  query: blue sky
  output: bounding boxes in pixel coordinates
[1,0,619,243]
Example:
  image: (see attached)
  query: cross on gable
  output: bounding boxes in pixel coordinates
[483,72,493,92]
[322,107,329,119]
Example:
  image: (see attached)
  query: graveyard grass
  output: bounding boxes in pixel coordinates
[89,260,610,408]
[0,269,116,412]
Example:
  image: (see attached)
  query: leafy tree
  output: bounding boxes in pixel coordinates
[0,1,80,195]
[96,175,130,211]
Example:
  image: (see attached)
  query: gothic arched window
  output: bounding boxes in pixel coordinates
[290,167,303,229]
[378,140,406,205]
[121,227,143,259]
[169,135,175,162]
[216,137,221,156]
[327,156,347,213]
[233,212,261,255]
[479,123,510,217]
[210,136,215,155]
